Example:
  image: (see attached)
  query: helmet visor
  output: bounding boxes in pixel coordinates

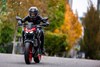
[30,12,35,17]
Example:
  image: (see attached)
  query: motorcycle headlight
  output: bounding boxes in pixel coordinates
[25,31,28,33]
[29,31,33,33]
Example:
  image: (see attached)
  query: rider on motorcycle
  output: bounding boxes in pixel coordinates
[21,7,49,54]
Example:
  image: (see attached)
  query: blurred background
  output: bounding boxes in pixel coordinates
[0,0,100,60]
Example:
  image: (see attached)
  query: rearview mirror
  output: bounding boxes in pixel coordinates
[43,17,48,21]
[16,16,22,20]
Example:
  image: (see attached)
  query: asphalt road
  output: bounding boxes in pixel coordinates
[0,53,100,67]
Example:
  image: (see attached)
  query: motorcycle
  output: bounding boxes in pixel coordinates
[16,16,48,64]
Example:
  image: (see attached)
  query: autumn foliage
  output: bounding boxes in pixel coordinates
[54,2,82,49]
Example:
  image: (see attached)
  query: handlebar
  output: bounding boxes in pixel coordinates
[18,22,46,28]
[16,16,49,27]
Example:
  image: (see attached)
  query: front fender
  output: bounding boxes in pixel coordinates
[24,40,34,44]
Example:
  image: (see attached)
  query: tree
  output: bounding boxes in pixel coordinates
[0,0,14,53]
[46,0,66,31]
[54,1,82,51]
[81,3,100,59]
[0,23,13,43]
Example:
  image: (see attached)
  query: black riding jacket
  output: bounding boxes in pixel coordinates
[22,15,49,25]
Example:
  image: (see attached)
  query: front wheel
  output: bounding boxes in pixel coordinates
[34,54,41,63]
[24,42,32,64]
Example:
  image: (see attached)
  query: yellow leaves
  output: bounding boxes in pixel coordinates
[62,3,82,47]
[53,2,82,49]
[61,25,66,33]
[54,29,60,34]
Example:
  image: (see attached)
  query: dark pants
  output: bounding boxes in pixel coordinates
[40,30,44,51]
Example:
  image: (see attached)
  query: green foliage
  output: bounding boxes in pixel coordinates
[0,46,6,53]
[0,23,14,44]
[44,31,68,56]
[46,0,66,31]
[0,43,13,53]
[17,27,22,36]
[81,4,100,59]
[0,22,13,53]
[0,23,2,43]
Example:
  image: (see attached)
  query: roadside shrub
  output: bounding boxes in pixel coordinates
[44,31,68,56]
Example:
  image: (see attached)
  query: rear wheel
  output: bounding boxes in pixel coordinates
[24,42,32,64]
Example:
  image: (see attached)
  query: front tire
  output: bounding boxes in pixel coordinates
[24,42,32,64]
[34,54,41,63]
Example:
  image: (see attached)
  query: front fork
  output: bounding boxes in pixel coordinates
[32,38,42,57]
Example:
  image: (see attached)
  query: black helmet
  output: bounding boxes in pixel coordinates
[29,7,39,18]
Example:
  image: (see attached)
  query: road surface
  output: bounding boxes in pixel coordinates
[0,53,100,67]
